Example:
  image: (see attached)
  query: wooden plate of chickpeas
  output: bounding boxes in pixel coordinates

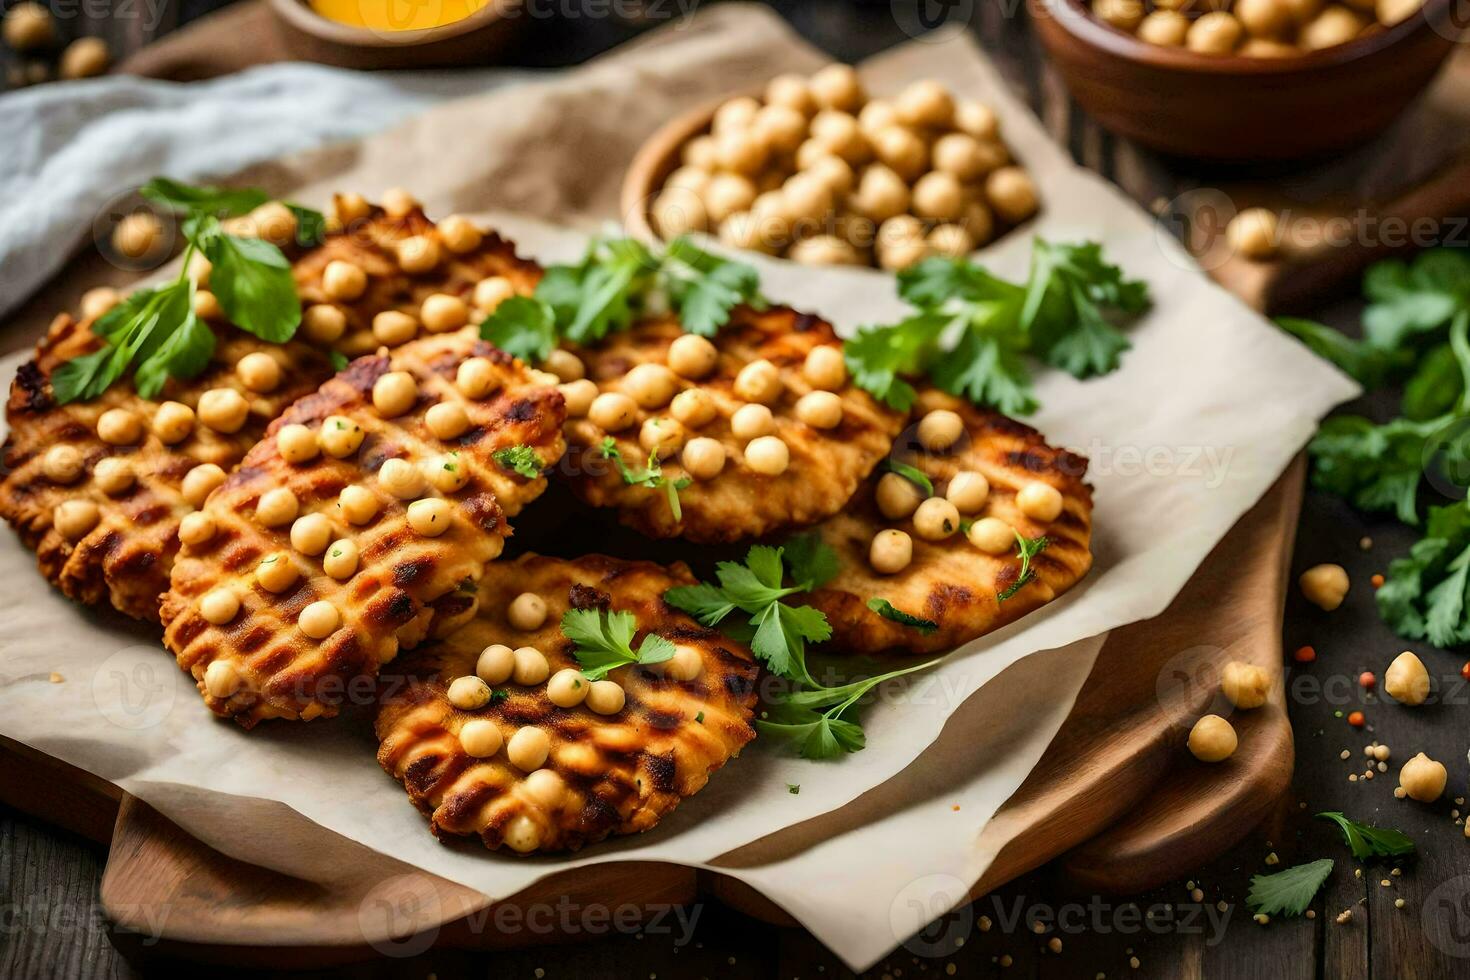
[622,65,1041,271]
[1027,0,1458,160]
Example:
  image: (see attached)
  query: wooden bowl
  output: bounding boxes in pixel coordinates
[268,0,527,70]
[621,98,730,244]
[1027,0,1459,161]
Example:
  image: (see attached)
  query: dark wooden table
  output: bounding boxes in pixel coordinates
[3,2,1469,977]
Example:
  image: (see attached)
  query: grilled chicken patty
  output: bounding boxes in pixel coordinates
[376,552,759,854]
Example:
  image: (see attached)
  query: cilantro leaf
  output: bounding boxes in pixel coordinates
[196,224,301,343]
[1363,249,1470,349]
[880,459,935,497]
[561,607,675,680]
[1247,859,1334,918]
[1378,499,1470,644]
[783,533,840,591]
[140,177,267,217]
[662,582,739,626]
[866,598,938,634]
[286,204,328,248]
[841,313,947,411]
[481,296,558,364]
[1021,239,1146,379]
[1401,342,1463,420]
[1275,316,1412,389]
[492,444,544,479]
[757,702,867,760]
[661,235,764,336]
[998,533,1049,602]
[600,437,687,518]
[52,280,206,403]
[1316,812,1416,860]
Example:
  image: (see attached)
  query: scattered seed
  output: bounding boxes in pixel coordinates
[1266,852,1280,866]
[1337,909,1354,924]
[1395,899,1406,909]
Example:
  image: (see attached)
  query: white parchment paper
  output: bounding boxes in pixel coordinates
[0,6,1359,971]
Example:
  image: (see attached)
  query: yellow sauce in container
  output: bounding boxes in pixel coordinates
[309,0,490,32]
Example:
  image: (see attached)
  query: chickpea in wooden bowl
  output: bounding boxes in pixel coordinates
[1028,0,1459,160]
[622,66,1041,271]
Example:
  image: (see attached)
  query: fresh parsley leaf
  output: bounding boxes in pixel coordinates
[866,598,938,634]
[599,437,688,519]
[1275,316,1412,389]
[930,328,1038,416]
[1247,859,1334,918]
[194,219,300,342]
[52,279,207,403]
[480,296,558,364]
[140,177,267,218]
[786,782,799,793]
[1378,499,1470,645]
[1022,240,1146,379]
[1363,249,1470,350]
[841,313,946,411]
[661,235,765,336]
[880,459,934,496]
[488,688,509,706]
[492,444,544,479]
[133,298,213,398]
[998,533,1049,602]
[1401,342,1463,420]
[758,701,867,760]
[286,204,328,248]
[783,533,840,591]
[1316,812,1416,860]
[560,607,675,681]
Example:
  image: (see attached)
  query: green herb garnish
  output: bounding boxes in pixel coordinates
[599,437,690,520]
[1246,859,1334,918]
[1316,812,1416,860]
[880,459,934,496]
[560,607,675,680]
[492,444,544,479]
[866,598,939,635]
[997,533,1049,602]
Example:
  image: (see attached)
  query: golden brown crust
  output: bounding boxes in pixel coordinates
[160,329,567,727]
[563,306,905,541]
[804,389,1093,656]
[0,206,542,622]
[376,553,759,854]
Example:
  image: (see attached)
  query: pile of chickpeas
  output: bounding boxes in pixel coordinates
[866,408,1066,576]
[1089,0,1424,56]
[649,65,1040,270]
[2,1,109,86]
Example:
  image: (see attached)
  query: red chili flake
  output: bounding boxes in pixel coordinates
[1347,711,1365,727]
[1293,645,1317,663]
[1371,574,1385,589]
[1462,662,1470,682]
[1359,671,1376,689]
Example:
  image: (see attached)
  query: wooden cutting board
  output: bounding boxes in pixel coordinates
[0,457,1304,962]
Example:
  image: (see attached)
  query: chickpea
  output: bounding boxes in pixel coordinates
[1017,482,1064,522]
[523,768,566,808]
[928,223,976,259]
[379,457,425,500]
[396,235,441,275]
[793,350,846,397]
[780,173,834,224]
[333,192,371,226]
[795,390,843,429]
[546,668,590,708]
[1399,752,1447,802]
[652,188,709,239]
[369,310,415,347]
[985,167,1040,224]
[322,260,368,301]
[302,304,347,345]
[916,410,964,452]
[181,463,227,507]
[502,815,542,853]
[665,166,712,195]
[192,255,215,287]
[704,174,757,225]
[912,172,965,223]
[147,401,193,445]
[199,588,240,626]
[178,512,216,547]
[459,718,503,758]
[545,381,591,421]
[1228,208,1280,261]
[745,436,790,476]
[1187,714,1237,762]
[1377,0,1421,24]
[4,3,54,52]
[872,472,921,520]
[855,98,898,135]
[415,294,471,337]
[299,600,341,639]
[79,287,120,320]
[372,371,418,418]
[588,392,639,432]
[255,552,300,593]
[426,451,469,494]
[1240,38,1300,56]
[1094,0,1145,30]
[1234,0,1294,35]
[585,679,626,715]
[407,498,451,537]
[381,188,419,220]
[954,100,1000,141]
[244,202,297,249]
[804,154,856,196]
[255,487,299,528]
[197,388,249,434]
[97,408,142,446]
[852,165,910,223]
[112,212,162,260]
[663,645,705,682]
[1299,563,1349,611]
[322,538,360,580]
[946,471,990,514]
[960,199,996,247]
[426,401,470,441]
[507,592,548,632]
[913,497,962,541]
[968,516,1015,555]
[766,72,815,114]
[319,416,365,458]
[870,126,928,181]
[1384,651,1430,706]
[663,334,718,381]
[54,500,100,541]
[620,363,676,410]
[1221,661,1271,709]
[712,95,760,133]
[477,644,516,685]
[58,34,110,80]
[681,437,727,481]
[333,485,378,527]
[870,528,914,574]
[734,359,782,405]
[503,726,550,771]
[192,291,223,321]
[472,277,516,316]
[290,513,333,556]
[682,135,719,169]
[512,646,551,686]
[716,127,770,175]
[879,233,930,272]
[750,105,805,157]
[665,389,713,430]
[639,417,686,460]
[810,110,867,164]
[203,659,241,699]
[1187,11,1243,53]
[42,445,84,484]
[456,357,500,399]
[1301,5,1364,47]
[1137,9,1190,45]
[809,63,865,111]
[731,403,775,440]
[788,235,863,266]
[94,457,134,495]
[447,675,493,711]
[276,423,320,464]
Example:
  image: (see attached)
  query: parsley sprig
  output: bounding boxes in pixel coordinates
[865,598,938,635]
[53,178,323,404]
[1247,859,1334,918]
[560,607,675,680]
[600,436,691,520]
[997,532,1049,602]
[843,239,1150,414]
[1316,812,1416,860]
[480,234,764,361]
[492,444,545,479]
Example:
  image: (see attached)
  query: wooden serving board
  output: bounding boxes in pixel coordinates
[0,458,1305,962]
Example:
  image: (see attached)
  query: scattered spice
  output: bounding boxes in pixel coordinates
[1336,909,1354,924]
[1371,573,1385,589]
[1348,711,1365,728]
[1359,671,1376,689]
[1294,645,1317,663]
